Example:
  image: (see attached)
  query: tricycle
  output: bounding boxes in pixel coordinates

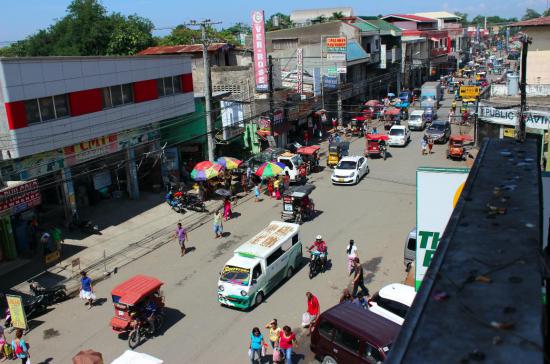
[327,141,349,168]
[383,107,401,130]
[110,275,165,349]
[365,133,389,160]
[349,116,366,136]
[447,135,473,161]
[296,145,321,174]
[281,184,316,224]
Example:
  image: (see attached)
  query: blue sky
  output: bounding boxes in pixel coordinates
[1,0,549,43]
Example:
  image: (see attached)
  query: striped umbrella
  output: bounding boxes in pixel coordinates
[191,161,224,181]
[217,157,242,170]
[255,162,285,178]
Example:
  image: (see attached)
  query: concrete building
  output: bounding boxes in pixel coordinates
[511,17,550,85]
[0,55,195,261]
[290,7,353,26]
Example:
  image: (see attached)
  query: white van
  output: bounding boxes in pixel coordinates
[217,221,302,309]
[277,153,304,183]
[408,110,426,130]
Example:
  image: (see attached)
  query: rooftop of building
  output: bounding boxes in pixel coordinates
[485,94,550,111]
[414,11,462,20]
[290,7,354,22]
[138,43,232,55]
[357,17,403,34]
[511,16,550,27]
[381,14,437,23]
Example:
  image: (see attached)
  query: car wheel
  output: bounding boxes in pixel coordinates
[322,355,338,364]
[254,292,264,307]
[354,176,359,185]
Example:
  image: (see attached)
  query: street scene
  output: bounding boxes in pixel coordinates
[0,1,548,364]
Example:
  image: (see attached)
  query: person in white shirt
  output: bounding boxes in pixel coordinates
[346,239,358,275]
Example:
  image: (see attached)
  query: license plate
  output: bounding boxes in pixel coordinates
[338,178,344,182]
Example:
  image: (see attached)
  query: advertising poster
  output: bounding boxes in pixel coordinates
[251,10,268,91]
[6,294,27,329]
[380,44,387,69]
[416,167,469,290]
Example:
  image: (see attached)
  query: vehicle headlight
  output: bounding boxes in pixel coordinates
[350,172,355,177]
[218,285,224,291]
[240,290,247,296]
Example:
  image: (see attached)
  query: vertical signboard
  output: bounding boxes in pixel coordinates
[296,48,303,94]
[380,44,387,69]
[6,294,27,329]
[416,167,469,290]
[251,10,268,92]
[313,67,321,96]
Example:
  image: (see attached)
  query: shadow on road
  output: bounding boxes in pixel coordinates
[158,307,186,335]
[363,256,382,284]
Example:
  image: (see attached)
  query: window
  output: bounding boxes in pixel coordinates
[318,320,335,339]
[364,343,383,363]
[376,296,409,318]
[266,248,284,266]
[157,76,183,97]
[101,84,133,109]
[292,234,299,245]
[24,94,70,124]
[252,264,262,280]
[334,328,360,354]
[279,159,293,170]
[407,238,416,250]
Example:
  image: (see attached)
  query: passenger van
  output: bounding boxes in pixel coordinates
[217,221,302,309]
[311,303,401,364]
[277,153,304,183]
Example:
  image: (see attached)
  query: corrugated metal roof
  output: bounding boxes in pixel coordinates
[346,40,369,61]
[138,43,230,55]
[414,11,462,20]
[382,14,437,23]
[363,18,403,34]
[352,21,379,32]
[511,16,550,27]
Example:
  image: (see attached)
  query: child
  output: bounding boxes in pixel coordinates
[254,184,261,202]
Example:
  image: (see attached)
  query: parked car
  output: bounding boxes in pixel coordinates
[407,110,426,131]
[404,228,416,272]
[368,283,416,325]
[425,120,451,143]
[331,156,369,185]
[388,125,411,147]
[310,302,401,364]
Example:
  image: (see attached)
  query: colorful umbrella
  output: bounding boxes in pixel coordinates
[217,157,242,170]
[365,100,382,107]
[191,161,224,181]
[255,162,285,178]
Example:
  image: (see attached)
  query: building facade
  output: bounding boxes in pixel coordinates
[511,17,550,85]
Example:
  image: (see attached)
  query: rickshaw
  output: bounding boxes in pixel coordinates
[394,102,410,120]
[475,71,487,82]
[384,108,401,130]
[349,116,367,136]
[447,135,473,160]
[327,141,349,168]
[365,133,389,160]
[460,98,476,114]
[296,145,321,174]
[280,184,316,224]
[110,275,165,348]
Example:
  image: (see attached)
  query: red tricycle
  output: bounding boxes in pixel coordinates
[365,133,389,160]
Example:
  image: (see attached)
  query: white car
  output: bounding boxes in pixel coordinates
[369,283,416,325]
[331,156,369,185]
[407,110,426,131]
[388,125,411,147]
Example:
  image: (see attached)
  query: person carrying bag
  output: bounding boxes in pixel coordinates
[11,329,30,364]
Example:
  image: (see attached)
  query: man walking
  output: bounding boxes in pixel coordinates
[175,223,187,256]
[352,257,370,298]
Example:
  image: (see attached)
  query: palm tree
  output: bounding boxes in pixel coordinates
[331,11,345,20]
[312,15,327,24]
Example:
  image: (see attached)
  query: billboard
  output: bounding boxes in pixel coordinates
[0,179,41,215]
[251,10,269,92]
[479,103,550,130]
[220,101,245,140]
[6,294,27,329]
[323,76,338,89]
[326,37,347,53]
[416,167,469,290]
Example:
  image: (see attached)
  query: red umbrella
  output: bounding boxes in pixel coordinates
[72,350,104,364]
[365,100,382,107]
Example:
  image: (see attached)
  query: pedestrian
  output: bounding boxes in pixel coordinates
[175,222,187,256]
[278,326,298,364]
[273,178,281,200]
[198,182,206,202]
[11,329,29,364]
[334,133,342,143]
[254,184,261,202]
[223,197,232,221]
[79,270,95,308]
[248,327,266,364]
[331,117,338,130]
[241,173,248,193]
[267,178,274,198]
[304,130,309,146]
[0,325,11,361]
[421,137,428,155]
[352,257,370,298]
[283,172,290,191]
[265,319,282,348]
[353,291,370,310]
[346,239,358,275]
[339,288,353,304]
[428,136,434,154]
[305,291,320,335]
[213,210,223,238]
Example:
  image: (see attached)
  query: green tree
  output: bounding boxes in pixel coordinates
[311,15,327,24]
[107,14,155,55]
[522,8,541,20]
[453,12,469,26]
[330,12,345,20]
[544,9,550,17]
[158,25,201,46]
[265,13,292,31]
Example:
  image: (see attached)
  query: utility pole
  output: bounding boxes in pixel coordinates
[517,34,531,143]
[337,77,343,126]
[189,19,221,161]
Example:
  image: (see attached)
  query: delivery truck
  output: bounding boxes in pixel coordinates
[420,82,441,109]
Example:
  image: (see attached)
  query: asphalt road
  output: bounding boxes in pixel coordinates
[17,93,466,364]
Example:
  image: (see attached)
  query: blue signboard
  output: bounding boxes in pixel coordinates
[323,76,338,89]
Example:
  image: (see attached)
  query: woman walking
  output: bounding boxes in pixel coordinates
[267,178,274,198]
[175,223,187,256]
[213,210,223,238]
[79,271,95,308]
[265,319,282,348]
[11,329,29,364]
[278,326,298,364]
[248,327,266,364]
[346,239,358,275]
[428,136,434,155]
[223,197,232,221]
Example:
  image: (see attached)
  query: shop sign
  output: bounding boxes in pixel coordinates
[337,66,347,74]
[273,110,284,125]
[459,86,480,98]
[296,48,303,94]
[323,76,338,89]
[0,179,41,215]
[326,37,347,53]
[6,295,27,329]
[416,167,469,290]
[313,68,322,96]
[11,150,65,180]
[251,10,269,91]
[63,134,118,167]
[479,103,550,130]
[380,44,387,69]
[327,53,346,61]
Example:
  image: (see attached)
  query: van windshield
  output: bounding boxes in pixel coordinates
[410,115,421,121]
[220,265,250,286]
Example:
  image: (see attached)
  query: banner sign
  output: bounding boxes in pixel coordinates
[416,167,469,290]
[63,134,118,167]
[326,37,347,53]
[327,53,346,61]
[313,67,321,96]
[296,48,303,94]
[479,103,550,130]
[459,86,480,98]
[380,44,387,69]
[6,295,27,329]
[323,76,338,89]
[221,101,245,140]
[0,179,41,215]
[251,10,269,91]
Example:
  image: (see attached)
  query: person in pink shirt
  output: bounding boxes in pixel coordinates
[306,291,320,335]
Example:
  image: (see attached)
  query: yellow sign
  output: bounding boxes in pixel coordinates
[503,128,515,138]
[6,295,27,329]
[459,86,480,98]
[45,250,61,264]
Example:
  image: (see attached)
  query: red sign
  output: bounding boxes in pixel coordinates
[251,10,268,92]
[0,180,41,215]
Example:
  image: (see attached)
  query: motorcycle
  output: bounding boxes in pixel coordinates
[128,312,165,349]
[308,251,327,279]
[29,281,67,306]
[69,213,101,235]
[181,193,206,213]
[165,189,184,213]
